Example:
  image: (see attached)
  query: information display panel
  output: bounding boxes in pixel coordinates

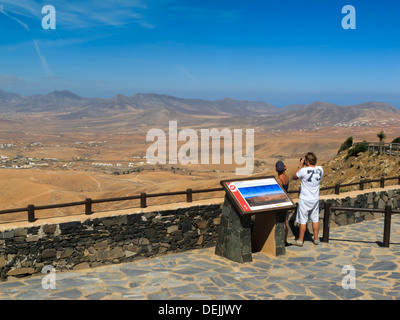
[220,176,296,215]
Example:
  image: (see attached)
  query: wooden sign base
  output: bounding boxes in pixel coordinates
[251,211,286,257]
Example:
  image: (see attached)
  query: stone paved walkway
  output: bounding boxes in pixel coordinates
[1,214,400,300]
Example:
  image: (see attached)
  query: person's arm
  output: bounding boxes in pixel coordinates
[293,158,305,180]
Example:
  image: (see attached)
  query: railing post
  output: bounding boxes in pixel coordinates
[186,188,193,203]
[359,180,364,191]
[140,192,147,208]
[398,176,400,186]
[335,184,340,195]
[85,198,92,215]
[380,177,385,188]
[383,205,392,248]
[27,204,35,223]
[322,202,332,243]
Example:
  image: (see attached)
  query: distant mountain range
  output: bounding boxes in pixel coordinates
[0,89,399,129]
[0,89,277,115]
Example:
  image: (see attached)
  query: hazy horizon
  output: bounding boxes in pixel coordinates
[1,87,399,110]
[1,1,399,108]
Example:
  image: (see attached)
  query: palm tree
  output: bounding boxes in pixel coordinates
[377,130,386,155]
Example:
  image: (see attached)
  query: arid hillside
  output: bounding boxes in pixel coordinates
[321,150,400,188]
[289,146,400,194]
[1,89,400,223]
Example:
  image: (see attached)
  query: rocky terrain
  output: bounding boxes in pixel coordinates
[289,147,400,193]
[321,149,400,187]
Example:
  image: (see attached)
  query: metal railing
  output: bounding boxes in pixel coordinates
[0,175,399,223]
[322,203,400,247]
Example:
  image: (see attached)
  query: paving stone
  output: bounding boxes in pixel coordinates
[243,278,264,288]
[190,260,223,269]
[120,294,146,299]
[0,281,26,290]
[49,288,82,299]
[251,261,271,270]
[353,263,367,271]
[210,276,226,288]
[299,278,333,288]
[287,257,315,263]
[119,269,149,277]
[369,293,393,300]
[369,261,398,271]
[15,289,52,300]
[328,285,365,299]
[202,289,229,296]
[161,279,185,288]
[264,284,283,294]
[85,292,109,300]
[2,214,400,300]
[105,285,130,293]
[364,279,392,288]
[148,290,171,300]
[376,255,396,261]
[54,272,82,280]
[265,276,286,283]
[308,287,340,300]
[173,267,205,275]
[56,277,101,289]
[170,283,199,295]
[317,254,338,261]
[280,282,306,295]
[103,280,128,286]
[254,292,274,299]
[385,290,400,297]
[285,294,314,300]
[78,282,106,295]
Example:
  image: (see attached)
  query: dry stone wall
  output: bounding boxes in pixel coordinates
[0,204,221,280]
[1,188,399,281]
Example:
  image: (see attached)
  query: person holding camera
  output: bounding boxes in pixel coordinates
[292,152,323,246]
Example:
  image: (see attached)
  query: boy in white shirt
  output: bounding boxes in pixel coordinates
[292,152,323,246]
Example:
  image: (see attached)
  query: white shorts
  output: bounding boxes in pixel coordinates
[296,199,320,224]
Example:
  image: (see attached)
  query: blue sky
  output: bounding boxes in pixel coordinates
[239,184,283,198]
[0,0,399,107]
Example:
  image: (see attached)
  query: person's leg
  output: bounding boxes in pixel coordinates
[285,217,289,243]
[294,200,307,245]
[310,201,320,243]
[312,222,319,240]
[298,223,306,242]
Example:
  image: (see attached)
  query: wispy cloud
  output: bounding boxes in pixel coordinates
[0,0,156,78]
[0,3,30,31]
[0,74,26,86]
[1,4,54,78]
[33,39,54,78]
[177,65,198,82]
[0,0,155,29]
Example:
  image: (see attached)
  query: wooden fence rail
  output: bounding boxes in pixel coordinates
[0,175,399,223]
[322,203,400,248]
[354,141,400,156]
